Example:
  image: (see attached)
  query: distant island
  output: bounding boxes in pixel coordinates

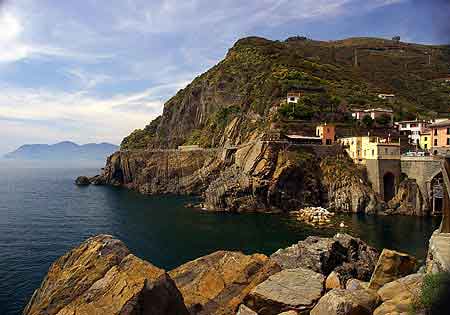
[3,141,118,161]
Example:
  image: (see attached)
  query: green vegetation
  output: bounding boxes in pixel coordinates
[120,116,161,150]
[121,36,450,149]
[412,272,450,315]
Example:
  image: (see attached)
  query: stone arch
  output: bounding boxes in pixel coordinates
[383,172,396,202]
[430,171,444,215]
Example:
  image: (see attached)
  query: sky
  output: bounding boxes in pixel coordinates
[0,0,449,155]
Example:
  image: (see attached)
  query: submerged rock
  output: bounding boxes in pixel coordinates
[311,288,380,315]
[169,250,281,315]
[23,235,189,315]
[369,249,417,290]
[244,268,325,315]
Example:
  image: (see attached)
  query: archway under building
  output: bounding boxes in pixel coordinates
[431,172,444,215]
[383,172,396,202]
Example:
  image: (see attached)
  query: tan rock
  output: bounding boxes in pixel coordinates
[373,273,424,315]
[245,268,325,315]
[310,288,380,315]
[325,271,342,290]
[23,235,188,315]
[368,249,417,290]
[237,304,259,315]
[277,312,297,315]
[169,250,280,315]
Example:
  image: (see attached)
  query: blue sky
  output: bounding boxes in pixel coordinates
[0,0,449,155]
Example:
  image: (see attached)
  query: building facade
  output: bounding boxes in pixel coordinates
[430,119,450,155]
[340,136,401,201]
[420,131,431,151]
[287,92,303,104]
[351,108,394,126]
[315,124,335,145]
[397,120,430,145]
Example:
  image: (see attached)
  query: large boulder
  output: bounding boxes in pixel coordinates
[23,235,189,315]
[169,250,281,315]
[244,268,325,315]
[270,236,347,274]
[369,249,417,290]
[373,273,424,315]
[271,234,379,282]
[310,288,380,315]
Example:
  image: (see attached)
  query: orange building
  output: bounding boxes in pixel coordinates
[316,124,335,145]
[430,119,450,155]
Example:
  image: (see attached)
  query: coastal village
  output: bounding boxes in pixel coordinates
[273,90,450,218]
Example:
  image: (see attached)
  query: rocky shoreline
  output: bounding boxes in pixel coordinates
[24,232,435,315]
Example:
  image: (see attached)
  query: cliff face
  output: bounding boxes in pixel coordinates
[320,156,381,214]
[98,142,380,213]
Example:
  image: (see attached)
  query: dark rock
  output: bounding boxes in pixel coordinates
[270,233,379,282]
[169,250,281,315]
[23,235,189,315]
[75,176,90,186]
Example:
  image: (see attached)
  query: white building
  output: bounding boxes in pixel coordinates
[397,120,430,145]
[287,92,303,104]
[378,93,396,100]
[351,108,394,125]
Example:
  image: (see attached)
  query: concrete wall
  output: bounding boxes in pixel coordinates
[366,159,401,200]
[401,157,442,211]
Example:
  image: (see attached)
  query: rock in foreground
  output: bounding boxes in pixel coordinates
[271,233,379,282]
[169,250,280,315]
[23,235,188,315]
[369,249,417,290]
[311,288,380,315]
[244,268,325,315]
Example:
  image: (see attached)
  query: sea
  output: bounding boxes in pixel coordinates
[0,164,441,315]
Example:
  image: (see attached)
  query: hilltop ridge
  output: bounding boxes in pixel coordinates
[121,36,450,150]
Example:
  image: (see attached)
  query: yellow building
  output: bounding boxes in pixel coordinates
[339,136,400,164]
[419,131,431,151]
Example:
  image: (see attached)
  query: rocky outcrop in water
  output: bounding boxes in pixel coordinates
[385,179,425,216]
[94,141,380,214]
[23,235,188,315]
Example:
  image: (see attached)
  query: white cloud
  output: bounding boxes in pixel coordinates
[0,81,188,154]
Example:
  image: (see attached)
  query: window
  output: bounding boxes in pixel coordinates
[401,124,407,128]
[410,123,417,128]
[425,144,428,149]
[372,149,375,156]
[385,148,388,154]
[435,139,438,146]
[424,137,428,141]
[434,129,438,136]
[447,138,450,145]
[289,97,295,101]
[447,128,450,135]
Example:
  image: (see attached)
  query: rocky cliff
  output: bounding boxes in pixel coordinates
[95,141,382,213]
[92,35,450,213]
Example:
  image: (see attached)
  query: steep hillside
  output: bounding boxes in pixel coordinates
[122,36,450,150]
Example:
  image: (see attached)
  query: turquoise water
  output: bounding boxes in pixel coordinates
[0,167,440,315]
